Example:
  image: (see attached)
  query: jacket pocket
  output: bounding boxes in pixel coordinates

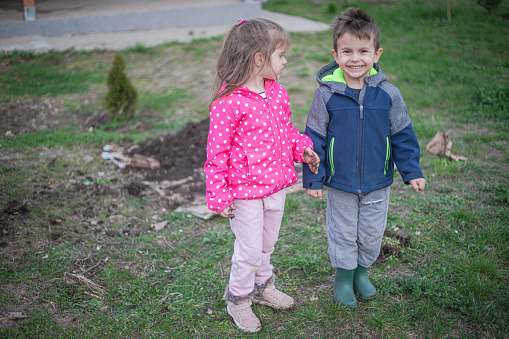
[360,192,383,205]
[384,136,391,176]
[327,137,335,183]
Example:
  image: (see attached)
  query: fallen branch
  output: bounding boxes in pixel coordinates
[63,272,107,298]
[156,238,167,253]
[82,259,106,276]
[160,292,183,303]
[219,261,225,278]
[162,236,177,251]
[129,153,160,169]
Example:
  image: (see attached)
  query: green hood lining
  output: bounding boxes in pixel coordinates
[322,67,378,83]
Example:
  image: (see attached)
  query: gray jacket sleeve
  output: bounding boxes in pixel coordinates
[303,87,331,189]
[380,82,411,135]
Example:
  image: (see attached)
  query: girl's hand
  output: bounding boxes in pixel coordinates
[219,204,236,218]
[306,188,322,199]
[303,147,320,175]
[409,178,426,192]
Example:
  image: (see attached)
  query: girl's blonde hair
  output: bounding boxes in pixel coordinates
[210,18,291,106]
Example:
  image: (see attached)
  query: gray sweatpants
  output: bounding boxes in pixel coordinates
[326,186,390,270]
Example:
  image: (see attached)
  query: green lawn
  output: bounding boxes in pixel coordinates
[1,0,508,337]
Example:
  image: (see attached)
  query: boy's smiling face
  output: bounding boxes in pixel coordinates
[332,32,383,89]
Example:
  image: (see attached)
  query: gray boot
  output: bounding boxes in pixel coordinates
[223,286,261,333]
[252,274,295,310]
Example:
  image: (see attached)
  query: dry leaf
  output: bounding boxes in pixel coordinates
[152,220,170,231]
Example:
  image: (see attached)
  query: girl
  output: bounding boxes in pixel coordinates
[204,18,319,332]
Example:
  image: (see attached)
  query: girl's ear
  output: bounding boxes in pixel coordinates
[254,52,264,68]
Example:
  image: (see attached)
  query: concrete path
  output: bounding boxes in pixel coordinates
[0,0,329,52]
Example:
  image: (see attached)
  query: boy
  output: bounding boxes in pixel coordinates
[303,7,426,308]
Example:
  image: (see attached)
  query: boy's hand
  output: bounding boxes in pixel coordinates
[409,178,426,192]
[306,188,323,199]
[219,204,236,218]
[303,147,320,175]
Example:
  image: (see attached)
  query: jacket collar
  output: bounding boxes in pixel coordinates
[316,61,386,90]
[232,79,277,97]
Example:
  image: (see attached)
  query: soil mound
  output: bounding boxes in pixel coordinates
[131,118,210,181]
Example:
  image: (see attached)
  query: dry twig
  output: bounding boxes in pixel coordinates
[63,272,107,298]
[82,258,106,276]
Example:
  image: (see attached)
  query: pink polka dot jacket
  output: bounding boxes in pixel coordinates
[204,79,313,213]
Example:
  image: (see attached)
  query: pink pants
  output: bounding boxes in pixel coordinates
[228,189,287,297]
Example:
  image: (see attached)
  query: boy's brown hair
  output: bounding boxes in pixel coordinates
[331,7,380,52]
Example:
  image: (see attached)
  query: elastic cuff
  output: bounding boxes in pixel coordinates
[223,285,255,305]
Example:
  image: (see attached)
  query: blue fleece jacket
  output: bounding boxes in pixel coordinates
[303,62,423,194]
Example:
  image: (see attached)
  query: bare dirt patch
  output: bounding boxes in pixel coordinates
[0,95,210,213]
[0,97,64,138]
[375,230,412,265]
[0,200,30,247]
[0,281,79,330]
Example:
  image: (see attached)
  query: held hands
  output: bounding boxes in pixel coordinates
[304,147,321,199]
[306,188,323,200]
[219,204,236,218]
[409,178,426,192]
[303,147,320,175]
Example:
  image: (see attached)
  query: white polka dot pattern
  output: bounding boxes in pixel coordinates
[204,80,313,212]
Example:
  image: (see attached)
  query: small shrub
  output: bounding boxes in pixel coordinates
[327,3,338,14]
[104,53,138,122]
[126,43,153,54]
[476,0,502,15]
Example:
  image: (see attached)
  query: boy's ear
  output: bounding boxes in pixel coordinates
[331,49,338,62]
[374,48,383,63]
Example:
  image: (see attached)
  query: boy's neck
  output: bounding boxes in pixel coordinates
[345,77,365,89]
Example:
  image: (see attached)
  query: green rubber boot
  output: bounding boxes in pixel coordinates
[353,266,378,301]
[333,268,357,309]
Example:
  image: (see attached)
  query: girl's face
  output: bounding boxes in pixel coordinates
[260,46,287,81]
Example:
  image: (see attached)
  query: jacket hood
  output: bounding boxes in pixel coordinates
[316,61,386,92]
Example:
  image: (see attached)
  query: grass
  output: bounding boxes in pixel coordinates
[1,0,509,337]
